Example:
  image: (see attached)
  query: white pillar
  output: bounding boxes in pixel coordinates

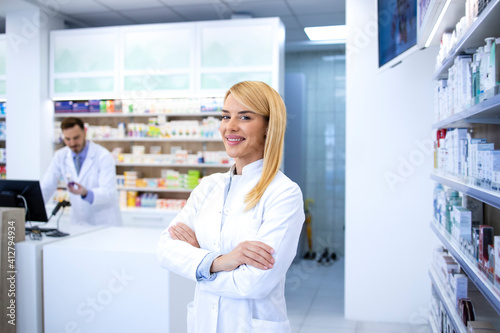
[5,9,63,180]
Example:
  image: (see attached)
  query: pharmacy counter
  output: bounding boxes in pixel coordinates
[16,219,105,333]
[42,227,195,333]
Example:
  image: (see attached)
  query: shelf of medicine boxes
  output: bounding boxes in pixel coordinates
[428,268,468,333]
[116,162,230,168]
[53,112,222,118]
[432,88,500,129]
[433,0,500,80]
[93,137,222,142]
[430,173,500,209]
[430,220,500,315]
[116,186,193,193]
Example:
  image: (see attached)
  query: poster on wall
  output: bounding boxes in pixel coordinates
[378,0,418,68]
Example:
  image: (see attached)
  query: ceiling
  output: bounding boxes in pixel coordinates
[0,0,345,51]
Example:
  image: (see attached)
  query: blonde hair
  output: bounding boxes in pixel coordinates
[225,81,287,210]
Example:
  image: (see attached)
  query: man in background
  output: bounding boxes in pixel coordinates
[41,117,122,226]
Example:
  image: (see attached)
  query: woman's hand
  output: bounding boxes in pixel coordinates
[210,241,275,273]
[168,223,200,248]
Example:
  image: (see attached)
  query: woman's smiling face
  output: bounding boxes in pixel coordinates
[219,94,268,174]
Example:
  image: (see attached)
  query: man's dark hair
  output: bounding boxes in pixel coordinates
[61,117,85,131]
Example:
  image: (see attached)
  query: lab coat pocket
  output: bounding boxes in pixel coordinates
[251,318,291,332]
[186,301,195,333]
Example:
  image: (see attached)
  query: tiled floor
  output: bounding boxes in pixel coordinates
[285,257,431,333]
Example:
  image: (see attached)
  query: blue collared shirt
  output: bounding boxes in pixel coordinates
[71,141,94,204]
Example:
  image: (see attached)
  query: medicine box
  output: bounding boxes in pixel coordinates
[495,236,500,290]
[452,207,472,242]
[479,226,494,269]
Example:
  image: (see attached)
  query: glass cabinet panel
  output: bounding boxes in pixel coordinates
[201,25,273,68]
[124,74,189,91]
[54,77,114,94]
[53,34,115,73]
[124,29,191,71]
[201,72,272,90]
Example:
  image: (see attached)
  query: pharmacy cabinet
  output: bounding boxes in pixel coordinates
[50,28,120,99]
[426,0,500,331]
[0,34,5,99]
[50,18,284,99]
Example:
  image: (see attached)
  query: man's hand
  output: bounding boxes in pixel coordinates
[67,182,88,197]
[210,241,275,273]
[169,222,200,248]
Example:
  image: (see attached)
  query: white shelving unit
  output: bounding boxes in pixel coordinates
[426,0,500,328]
[432,0,500,80]
[430,173,500,209]
[431,221,500,315]
[429,268,468,333]
[117,186,193,193]
[54,112,221,118]
[116,162,230,168]
[92,137,222,142]
[432,91,500,129]
[120,207,180,214]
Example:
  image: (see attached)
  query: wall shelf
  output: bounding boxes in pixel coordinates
[54,112,221,118]
[120,207,181,214]
[431,221,500,315]
[432,90,500,129]
[429,268,468,333]
[430,173,500,209]
[93,137,222,142]
[116,162,230,168]
[433,0,500,80]
[117,186,193,193]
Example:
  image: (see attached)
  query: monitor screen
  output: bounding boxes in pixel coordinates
[378,0,418,67]
[0,180,48,222]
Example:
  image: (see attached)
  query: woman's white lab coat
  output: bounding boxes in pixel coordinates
[41,141,122,226]
[157,160,304,333]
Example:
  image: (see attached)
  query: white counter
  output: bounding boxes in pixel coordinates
[42,227,195,333]
[16,220,105,333]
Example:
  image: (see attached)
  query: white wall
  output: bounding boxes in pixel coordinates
[6,9,63,180]
[345,0,440,323]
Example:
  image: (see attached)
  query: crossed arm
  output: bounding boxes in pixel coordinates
[168,223,275,273]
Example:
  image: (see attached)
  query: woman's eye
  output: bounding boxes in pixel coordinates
[240,116,251,120]
[221,115,230,120]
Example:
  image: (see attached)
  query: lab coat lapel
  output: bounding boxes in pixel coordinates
[77,141,93,181]
[65,148,78,181]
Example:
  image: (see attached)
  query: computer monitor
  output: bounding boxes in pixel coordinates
[0,180,48,222]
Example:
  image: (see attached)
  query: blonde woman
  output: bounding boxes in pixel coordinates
[157,81,304,333]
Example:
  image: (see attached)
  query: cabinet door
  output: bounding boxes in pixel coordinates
[50,28,119,99]
[197,18,283,95]
[0,35,6,98]
[122,24,195,98]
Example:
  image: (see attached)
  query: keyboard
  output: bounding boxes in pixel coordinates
[26,227,58,233]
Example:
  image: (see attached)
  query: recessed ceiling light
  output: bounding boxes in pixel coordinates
[304,25,346,42]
